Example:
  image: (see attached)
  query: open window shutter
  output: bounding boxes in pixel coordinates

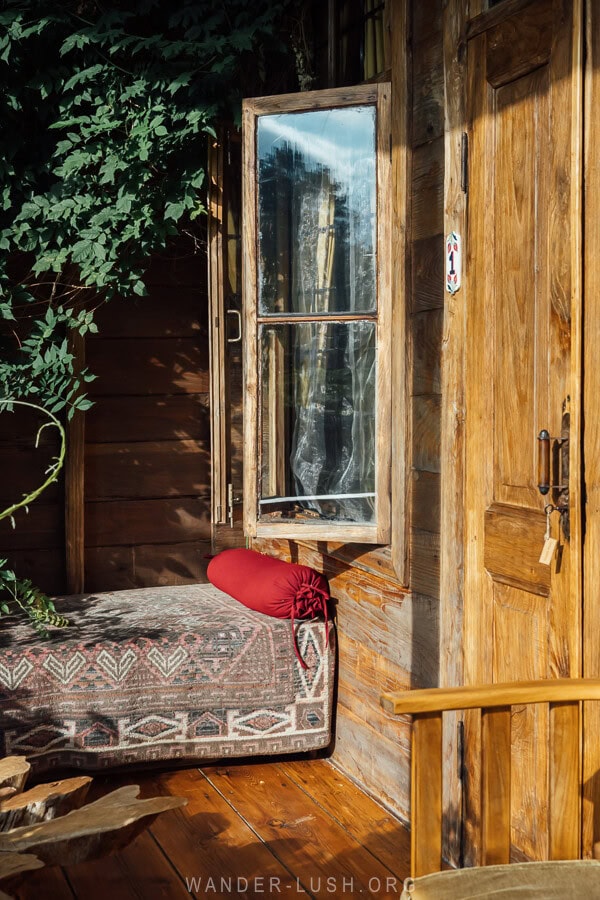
[208,127,245,552]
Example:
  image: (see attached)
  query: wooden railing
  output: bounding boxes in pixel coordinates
[380,679,600,878]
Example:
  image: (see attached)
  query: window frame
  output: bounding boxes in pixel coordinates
[242,83,392,544]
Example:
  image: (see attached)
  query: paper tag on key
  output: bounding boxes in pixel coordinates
[539,536,558,565]
[539,505,558,565]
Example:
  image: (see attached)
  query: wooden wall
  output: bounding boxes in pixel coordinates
[83,250,212,591]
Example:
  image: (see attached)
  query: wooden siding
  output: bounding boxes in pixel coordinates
[83,250,212,591]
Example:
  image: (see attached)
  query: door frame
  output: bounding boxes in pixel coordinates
[582,0,600,859]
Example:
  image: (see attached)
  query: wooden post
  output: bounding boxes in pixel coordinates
[550,702,581,860]
[411,712,443,878]
[208,133,227,528]
[390,0,409,583]
[583,0,600,860]
[442,0,468,868]
[481,707,511,865]
[65,329,85,594]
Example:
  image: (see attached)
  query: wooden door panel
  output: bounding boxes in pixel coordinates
[465,0,582,864]
[492,67,550,510]
[484,505,550,595]
[485,2,553,88]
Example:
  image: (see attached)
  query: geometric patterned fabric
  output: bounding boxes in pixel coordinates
[0,584,335,771]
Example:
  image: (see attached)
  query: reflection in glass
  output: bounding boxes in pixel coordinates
[260,321,376,525]
[257,106,376,315]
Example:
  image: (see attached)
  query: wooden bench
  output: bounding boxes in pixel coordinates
[381,679,600,880]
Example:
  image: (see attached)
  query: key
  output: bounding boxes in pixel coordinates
[539,505,558,565]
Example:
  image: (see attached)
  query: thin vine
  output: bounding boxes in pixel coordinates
[0,399,65,527]
[0,400,69,635]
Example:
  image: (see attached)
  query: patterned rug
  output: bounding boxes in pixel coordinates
[0,584,335,771]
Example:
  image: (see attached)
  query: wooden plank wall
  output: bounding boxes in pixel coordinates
[0,405,66,594]
[83,250,212,590]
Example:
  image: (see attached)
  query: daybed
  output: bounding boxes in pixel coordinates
[0,583,334,772]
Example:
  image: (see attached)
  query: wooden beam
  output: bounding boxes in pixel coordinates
[583,0,600,860]
[390,0,410,582]
[65,329,85,594]
[208,133,227,527]
[381,678,600,715]
[440,0,467,868]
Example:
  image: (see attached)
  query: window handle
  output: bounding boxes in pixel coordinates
[227,309,242,343]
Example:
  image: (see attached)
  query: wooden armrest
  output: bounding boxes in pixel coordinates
[380,678,600,715]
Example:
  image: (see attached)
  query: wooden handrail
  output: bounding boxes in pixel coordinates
[380,678,600,715]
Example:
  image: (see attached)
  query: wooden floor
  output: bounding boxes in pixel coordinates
[14,759,410,899]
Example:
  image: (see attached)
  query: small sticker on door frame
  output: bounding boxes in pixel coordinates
[446,231,462,294]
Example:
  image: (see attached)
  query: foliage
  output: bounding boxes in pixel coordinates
[0,0,295,620]
[0,0,293,414]
[0,561,69,636]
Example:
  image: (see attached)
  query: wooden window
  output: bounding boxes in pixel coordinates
[243,84,391,543]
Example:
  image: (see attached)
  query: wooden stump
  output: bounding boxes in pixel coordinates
[0,756,187,895]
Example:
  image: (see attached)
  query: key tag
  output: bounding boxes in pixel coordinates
[539,505,558,565]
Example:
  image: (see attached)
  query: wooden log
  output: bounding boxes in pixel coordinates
[0,759,30,796]
[0,785,187,867]
[0,777,91,832]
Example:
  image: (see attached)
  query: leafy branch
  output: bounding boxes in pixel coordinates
[0,0,296,618]
[0,563,69,637]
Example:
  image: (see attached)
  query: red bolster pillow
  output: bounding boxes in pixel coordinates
[207,548,330,622]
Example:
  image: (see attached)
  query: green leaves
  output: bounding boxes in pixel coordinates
[0,558,69,636]
[0,0,294,597]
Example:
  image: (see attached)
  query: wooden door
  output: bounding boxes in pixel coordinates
[209,129,245,552]
[464,0,582,862]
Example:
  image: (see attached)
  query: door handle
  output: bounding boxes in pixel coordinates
[537,413,570,539]
[227,309,242,343]
[537,429,551,495]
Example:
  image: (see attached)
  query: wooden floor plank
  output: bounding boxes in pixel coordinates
[60,830,188,900]
[13,865,75,900]
[278,759,410,877]
[145,768,310,899]
[12,760,410,899]
[203,763,404,898]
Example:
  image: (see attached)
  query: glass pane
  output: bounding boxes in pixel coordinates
[257,106,376,315]
[259,321,376,526]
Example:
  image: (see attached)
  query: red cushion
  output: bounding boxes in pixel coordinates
[207,548,330,621]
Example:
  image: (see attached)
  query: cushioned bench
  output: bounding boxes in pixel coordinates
[0,584,334,772]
